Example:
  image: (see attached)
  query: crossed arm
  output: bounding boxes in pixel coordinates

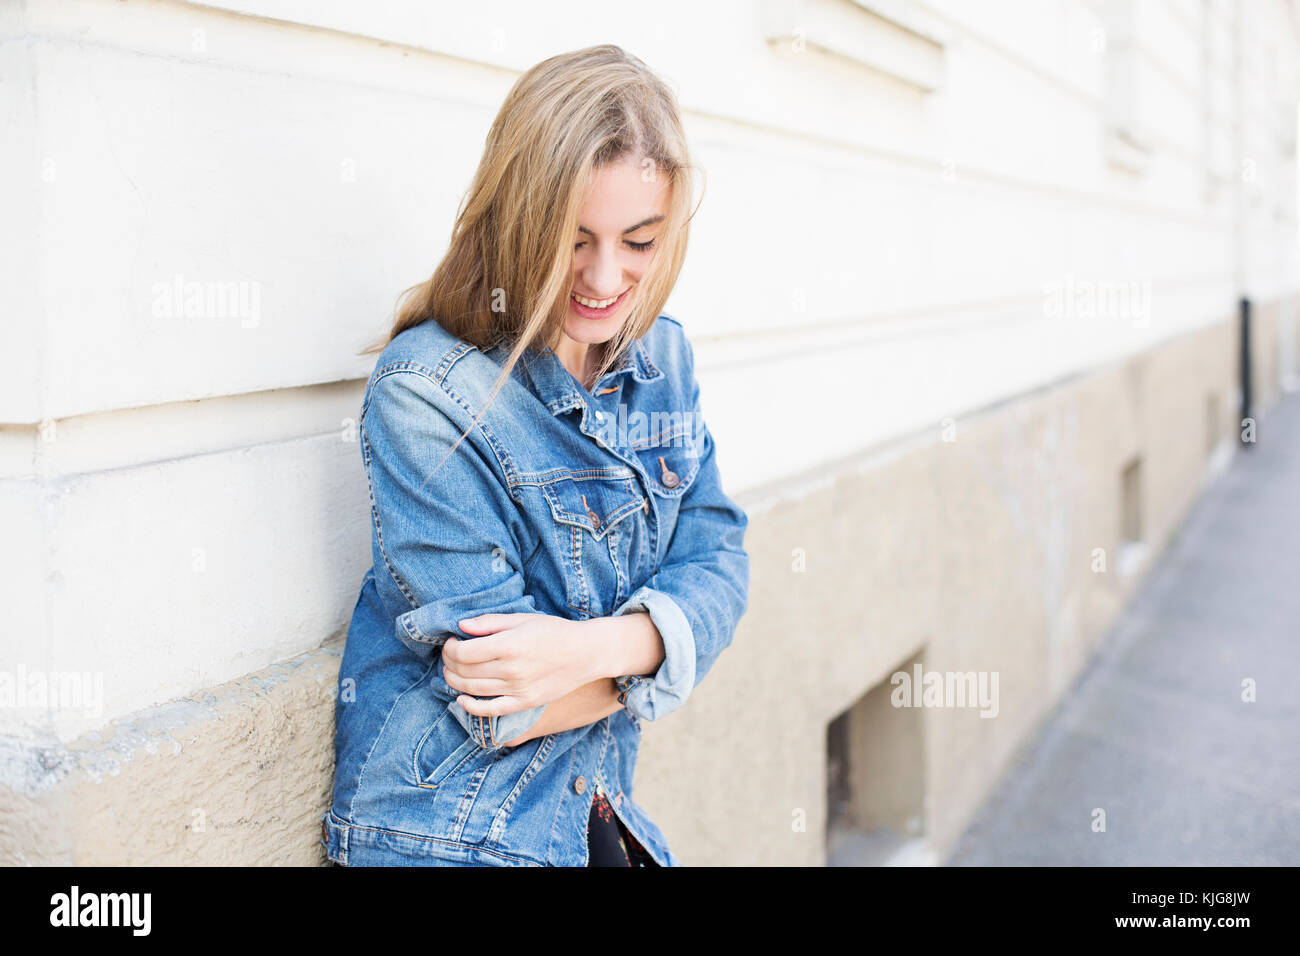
[442,606,667,747]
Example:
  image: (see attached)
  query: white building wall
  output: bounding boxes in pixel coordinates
[2,0,1297,742]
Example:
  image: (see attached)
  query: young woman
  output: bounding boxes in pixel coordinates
[321,44,750,867]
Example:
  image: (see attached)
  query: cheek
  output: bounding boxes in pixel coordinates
[624,256,648,281]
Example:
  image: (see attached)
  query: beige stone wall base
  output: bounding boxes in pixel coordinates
[0,640,342,865]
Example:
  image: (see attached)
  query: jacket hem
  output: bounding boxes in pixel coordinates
[321,810,549,867]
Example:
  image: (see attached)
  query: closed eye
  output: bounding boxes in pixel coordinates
[574,238,657,253]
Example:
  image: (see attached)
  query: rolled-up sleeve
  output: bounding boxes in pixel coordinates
[610,342,750,722]
[362,368,546,751]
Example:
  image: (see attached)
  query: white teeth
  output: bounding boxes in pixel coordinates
[572,291,620,309]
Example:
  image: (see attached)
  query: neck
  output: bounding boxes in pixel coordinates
[554,336,605,391]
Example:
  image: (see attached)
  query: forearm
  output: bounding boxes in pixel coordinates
[500,677,623,747]
[585,609,666,681]
[492,612,665,747]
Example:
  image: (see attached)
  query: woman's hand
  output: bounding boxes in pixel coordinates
[497,678,625,748]
[442,612,605,717]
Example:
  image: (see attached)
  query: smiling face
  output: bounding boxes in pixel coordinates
[557,157,671,369]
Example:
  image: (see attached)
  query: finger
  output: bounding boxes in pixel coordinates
[439,639,493,671]
[447,676,514,697]
[456,693,529,717]
[441,662,476,693]
[457,614,529,635]
[441,652,502,687]
[446,632,511,664]
[445,657,517,680]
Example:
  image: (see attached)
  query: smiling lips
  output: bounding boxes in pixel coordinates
[570,287,630,316]
[572,290,622,308]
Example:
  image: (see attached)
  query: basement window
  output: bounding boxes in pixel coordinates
[1116,456,1146,577]
[826,652,930,865]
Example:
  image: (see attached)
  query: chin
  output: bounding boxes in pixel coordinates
[563,319,620,346]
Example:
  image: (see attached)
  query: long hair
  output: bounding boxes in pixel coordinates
[358,44,701,470]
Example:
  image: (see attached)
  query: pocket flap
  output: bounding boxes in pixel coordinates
[539,470,644,539]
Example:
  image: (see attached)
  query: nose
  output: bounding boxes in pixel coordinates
[579,242,623,298]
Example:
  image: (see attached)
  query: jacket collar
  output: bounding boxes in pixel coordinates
[484,332,663,417]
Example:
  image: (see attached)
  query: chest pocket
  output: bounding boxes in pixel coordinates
[630,421,704,560]
[523,467,645,618]
[540,468,645,538]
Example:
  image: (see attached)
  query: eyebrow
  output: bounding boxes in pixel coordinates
[577,215,665,237]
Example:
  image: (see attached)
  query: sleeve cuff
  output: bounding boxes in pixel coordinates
[436,648,546,751]
[610,585,696,722]
[447,697,548,751]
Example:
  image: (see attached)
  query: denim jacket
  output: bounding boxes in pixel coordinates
[321,313,750,866]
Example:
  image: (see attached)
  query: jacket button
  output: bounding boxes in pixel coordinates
[573,775,587,795]
[641,497,649,514]
[657,455,679,488]
[586,509,600,526]
[321,820,328,844]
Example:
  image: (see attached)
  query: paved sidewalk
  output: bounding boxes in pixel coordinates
[946,390,1300,866]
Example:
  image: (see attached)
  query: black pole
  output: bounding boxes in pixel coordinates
[1239,296,1252,445]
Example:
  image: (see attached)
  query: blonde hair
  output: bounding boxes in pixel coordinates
[359,44,701,468]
